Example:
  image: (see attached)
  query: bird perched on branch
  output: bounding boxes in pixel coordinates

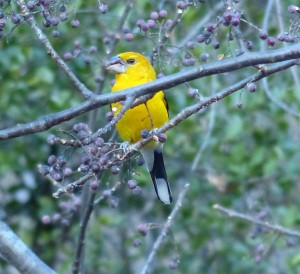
[106,52,172,204]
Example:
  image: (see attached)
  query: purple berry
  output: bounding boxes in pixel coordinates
[50,17,59,26]
[59,12,68,22]
[231,16,240,26]
[159,10,168,18]
[91,163,101,173]
[41,215,51,225]
[90,180,100,191]
[165,19,173,27]
[52,30,60,38]
[52,213,61,222]
[147,19,156,28]
[236,102,243,109]
[128,179,137,189]
[212,41,220,49]
[47,134,57,145]
[168,260,178,270]
[196,34,205,43]
[136,19,145,28]
[187,88,198,98]
[199,53,209,62]
[157,133,167,143]
[51,170,63,182]
[223,11,232,22]
[247,82,257,92]
[63,52,73,61]
[246,40,253,50]
[77,130,89,140]
[99,3,108,14]
[288,5,299,14]
[137,224,148,236]
[73,123,89,132]
[206,24,215,32]
[124,32,134,41]
[177,1,188,10]
[38,165,50,176]
[71,19,80,28]
[59,4,67,12]
[94,137,104,147]
[102,189,112,197]
[182,56,196,66]
[105,111,114,121]
[150,11,159,20]
[266,36,276,47]
[27,1,36,9]
[132,186,142,196]
[11,14,21,25]
[186,40,195,49]
[259,30,268,40]
[89,45,97,53]
[48,155,57,165]
[141,129,150,139]
[81,153,91,165]
[286,34,295,43]
[141,23,149,32]
[63,167,73,176]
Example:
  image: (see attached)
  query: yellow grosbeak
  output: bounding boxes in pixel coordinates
[106,52,172,204]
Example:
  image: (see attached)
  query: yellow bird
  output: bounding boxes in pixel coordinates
[106,52,172,204]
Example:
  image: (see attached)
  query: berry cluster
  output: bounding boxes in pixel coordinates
[39,122,125,189]
[0,1,82,39]
[39,118,164,201]
[41,196,81,227]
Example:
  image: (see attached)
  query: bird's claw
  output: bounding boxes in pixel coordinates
[120,141,130,152]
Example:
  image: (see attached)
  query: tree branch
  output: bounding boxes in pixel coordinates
[1,44,300,140]
[213,204,300,238]
[17,0,94,99]
[0,221,57,274]
[72,189,97,274]
[129,59,299,152]
[140,183,189,274]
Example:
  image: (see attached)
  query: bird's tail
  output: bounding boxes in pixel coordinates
[141,147,172,204]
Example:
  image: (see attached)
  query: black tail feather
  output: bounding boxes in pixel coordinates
[149,150,172,204]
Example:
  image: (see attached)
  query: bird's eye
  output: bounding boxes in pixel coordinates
[126,59,135,65]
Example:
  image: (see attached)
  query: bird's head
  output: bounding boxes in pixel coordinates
[106,52,156,81]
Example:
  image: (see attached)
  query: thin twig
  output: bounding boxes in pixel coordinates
[140,183,189,274]
[17,0,93,99]
[72,189,97,274]
[52,172,95,198]
[213,204,300,238]
[191,104,216,171]
[129,59,299,152]
[263,78,300,118]
[260,0,300,118]
[177,1,224,48]
[108,0,133,54]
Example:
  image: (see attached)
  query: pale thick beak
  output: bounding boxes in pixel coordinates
[106,55,127,74]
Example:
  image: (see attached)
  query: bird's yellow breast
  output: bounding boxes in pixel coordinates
[111,91,168,143]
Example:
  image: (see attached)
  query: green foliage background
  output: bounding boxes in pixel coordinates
[1,0,300,273]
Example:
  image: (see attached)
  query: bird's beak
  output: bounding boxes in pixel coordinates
[106,55,127,74]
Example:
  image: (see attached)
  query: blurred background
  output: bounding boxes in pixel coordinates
[1,0,300,273]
